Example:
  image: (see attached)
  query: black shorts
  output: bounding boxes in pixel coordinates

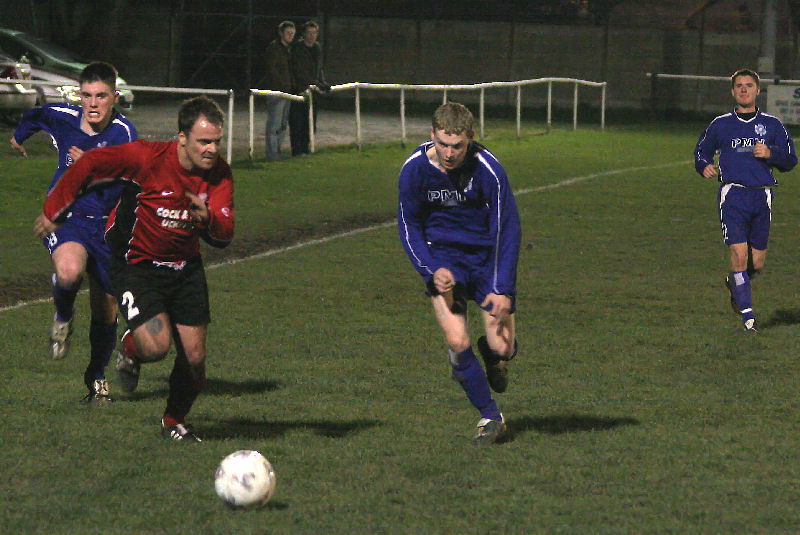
[110,256,211,331]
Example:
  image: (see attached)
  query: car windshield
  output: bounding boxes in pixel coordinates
[21,34,87,63]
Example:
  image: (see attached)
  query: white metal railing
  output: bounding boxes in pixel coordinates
[0,78,236,163]
[248,77,607,158]
[248,89,306,160]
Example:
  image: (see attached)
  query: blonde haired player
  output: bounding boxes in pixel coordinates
[398,102,521,445]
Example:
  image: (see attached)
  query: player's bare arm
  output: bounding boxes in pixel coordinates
[34,213,58,238]
[753,142,771,159]
[10,136,27,157]
[185,191,209,225]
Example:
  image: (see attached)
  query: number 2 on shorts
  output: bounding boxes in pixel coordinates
[121,291,140,320]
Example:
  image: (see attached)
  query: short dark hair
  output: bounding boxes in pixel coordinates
[178,95,225,134]
[731,68,760,89]
[79,61,117,89]
[278,20,295,33]
[303,20,319,32]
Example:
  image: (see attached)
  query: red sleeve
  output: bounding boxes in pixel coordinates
[43,141,147,221]
[202,165,234,248]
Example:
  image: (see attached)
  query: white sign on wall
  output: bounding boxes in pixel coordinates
[766,84,800,125]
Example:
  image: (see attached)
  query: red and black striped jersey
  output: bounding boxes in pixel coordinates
[44,139,234,266]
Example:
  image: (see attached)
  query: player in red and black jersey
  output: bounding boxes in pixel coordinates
[37,96,234,442]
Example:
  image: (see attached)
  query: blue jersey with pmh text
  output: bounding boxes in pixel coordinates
[398,141,521,296]
[695,109,797,187]
[13,103,138,217]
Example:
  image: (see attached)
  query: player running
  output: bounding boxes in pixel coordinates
[36,96,234,441]
[12,61,137,403]
[398,102,521,446]
[695,68,797,332]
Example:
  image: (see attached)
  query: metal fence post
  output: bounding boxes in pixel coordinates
[226,89,234,163]
[308,89,315,154]
[248,90,254,160]
[355,85,362,151]
[400,88,406,146]
[479,87,485,140]
[572,82,579,130]
[515,84,521,138]
[601,83,606,130]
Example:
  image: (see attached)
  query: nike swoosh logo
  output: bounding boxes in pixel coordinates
[161,191,174,196]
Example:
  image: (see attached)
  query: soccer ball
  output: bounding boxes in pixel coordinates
[214,450,276,508]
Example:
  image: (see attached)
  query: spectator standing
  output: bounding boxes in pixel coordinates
[695,68,797,332]
[263,20,295,161]
[37,96,234,441]
[12,62,137,404]
[289,20,329,156]
[398,102,521,446]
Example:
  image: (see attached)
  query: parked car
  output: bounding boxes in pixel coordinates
[0,52,37,125]
[0,27,133,111]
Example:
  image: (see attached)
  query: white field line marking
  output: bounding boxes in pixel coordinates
[1,160,689,314]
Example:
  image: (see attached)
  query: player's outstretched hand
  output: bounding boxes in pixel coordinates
[10,137,27,157]
[185,191,209,226]
[34,213,57,239]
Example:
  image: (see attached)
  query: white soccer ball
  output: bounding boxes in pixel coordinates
[214,450,276,508]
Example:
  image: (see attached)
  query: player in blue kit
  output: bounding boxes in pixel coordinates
[398,102,521,446]
[695,68,797,332]
[11,61,137,402]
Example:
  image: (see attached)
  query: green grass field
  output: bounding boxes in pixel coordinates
[2,121,800,534]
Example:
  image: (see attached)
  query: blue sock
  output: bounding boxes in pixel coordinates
[84,321,117,384]
[729,271,755,321]
[51,273,81,322]
[450,347,501,421]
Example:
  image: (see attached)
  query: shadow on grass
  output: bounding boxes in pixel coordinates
[118,377,280,401]
[504,414,639,442]
[202,416,382,440]
[761,308,800,328]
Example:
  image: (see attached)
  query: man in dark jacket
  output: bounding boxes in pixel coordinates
[289,20,329,156]
[263,20,295,160]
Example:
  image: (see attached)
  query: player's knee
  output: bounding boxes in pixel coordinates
[444,333,470,354]
[90,312,118,327]
[184,347,206,366]
[54,264,83,288]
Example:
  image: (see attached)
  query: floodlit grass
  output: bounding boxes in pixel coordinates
[2,123,800,533]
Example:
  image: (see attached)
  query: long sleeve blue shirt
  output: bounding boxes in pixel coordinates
[398,141,521,296]
[14,103,138,216]
[695,108,797,187]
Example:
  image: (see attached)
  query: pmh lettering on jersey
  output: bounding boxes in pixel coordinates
[428,189,466,205]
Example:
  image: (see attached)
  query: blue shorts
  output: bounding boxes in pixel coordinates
[718,185,772,250]
[43,213,113,294]
[424,243,516,314]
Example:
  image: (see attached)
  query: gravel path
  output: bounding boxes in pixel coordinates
[130,100,432,159]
